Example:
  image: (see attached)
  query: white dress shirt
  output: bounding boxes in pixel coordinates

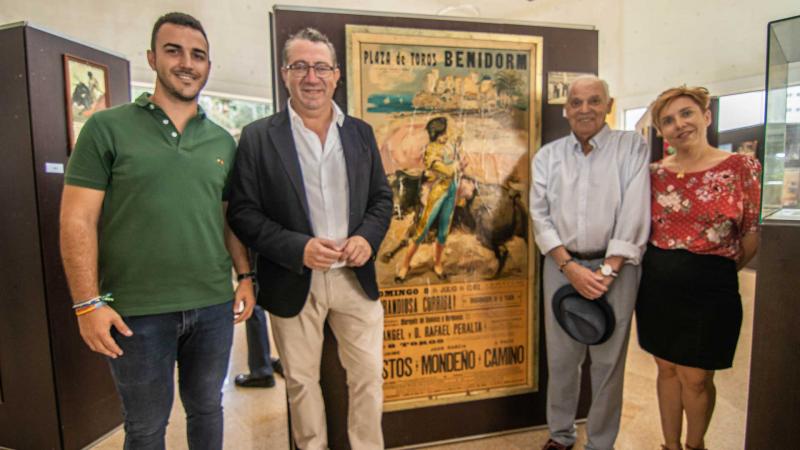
[288,100,349,269]
[530,125,650,265]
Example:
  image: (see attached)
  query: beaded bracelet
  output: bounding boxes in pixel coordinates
[73,293,114,317]
[72,293,112,309]
[75,302,106,316]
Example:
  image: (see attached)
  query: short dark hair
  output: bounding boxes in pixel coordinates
[282,27,337,67]
[150,12,208,52]
[426,117,448,141]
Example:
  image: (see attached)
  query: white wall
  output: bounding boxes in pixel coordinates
[0,0,493,98]
[615,0,798,113]
[0,0,278,97]
[1,0,797,110]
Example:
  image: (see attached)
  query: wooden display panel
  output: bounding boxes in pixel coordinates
[745,223,800,449]
[0,24,61,450]
[0,23,130,450]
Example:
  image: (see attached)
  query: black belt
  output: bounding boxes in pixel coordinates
[568,249,606,260]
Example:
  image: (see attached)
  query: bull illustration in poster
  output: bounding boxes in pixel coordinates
[347,26,543,411]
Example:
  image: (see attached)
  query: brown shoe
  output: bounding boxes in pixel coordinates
[542,438,573,450]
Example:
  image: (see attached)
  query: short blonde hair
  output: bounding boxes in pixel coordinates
[650,86,710,131]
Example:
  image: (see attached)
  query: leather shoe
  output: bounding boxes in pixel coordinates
[234,373,275,388]
[542,439,573,450]
[271,358,284,377]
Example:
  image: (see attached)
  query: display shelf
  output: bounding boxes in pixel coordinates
[762,15,800,222]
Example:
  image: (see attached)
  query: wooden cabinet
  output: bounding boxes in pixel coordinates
[745,223,800,448]
[0,22,129,450]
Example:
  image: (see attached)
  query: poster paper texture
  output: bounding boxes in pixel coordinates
[346,25,543,411]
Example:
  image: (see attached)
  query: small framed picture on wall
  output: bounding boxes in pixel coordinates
[63,54,110,152]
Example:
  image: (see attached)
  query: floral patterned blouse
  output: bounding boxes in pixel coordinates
[650,154,762,261]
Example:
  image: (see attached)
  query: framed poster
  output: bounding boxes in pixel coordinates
[347,25,542,411]
[64,54,110,151]
[547,70,592,105]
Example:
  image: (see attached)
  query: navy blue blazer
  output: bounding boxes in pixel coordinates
[226,109,393,318]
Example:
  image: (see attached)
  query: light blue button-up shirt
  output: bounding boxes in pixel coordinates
[288,100,349,269]
[530,125,650,265]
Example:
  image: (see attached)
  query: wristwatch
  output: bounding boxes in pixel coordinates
[599,263,618,278]
[237,271,256,282]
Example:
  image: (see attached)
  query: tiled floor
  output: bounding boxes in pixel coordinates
[91,270,756,449]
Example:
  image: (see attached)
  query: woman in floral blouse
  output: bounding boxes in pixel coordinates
[636,86,761,450]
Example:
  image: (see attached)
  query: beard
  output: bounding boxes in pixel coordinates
[156,68,207,103]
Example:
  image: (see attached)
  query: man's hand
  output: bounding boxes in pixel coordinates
[77,307,133,358]
[341,235,372,267]
[233,278,256,324]
[595,269,616,290]
[303,238,344,270]
[563,263,608,300]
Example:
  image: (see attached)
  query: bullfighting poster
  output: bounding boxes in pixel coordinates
[346,25,542,411]
[63,54,110,152]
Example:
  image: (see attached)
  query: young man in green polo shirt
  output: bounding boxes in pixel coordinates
[59,12,255,449]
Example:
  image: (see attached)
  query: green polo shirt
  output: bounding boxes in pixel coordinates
[65,93,235,316]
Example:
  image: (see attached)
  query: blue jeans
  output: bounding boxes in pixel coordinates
[245,305,274,376]
[108,300,234,450]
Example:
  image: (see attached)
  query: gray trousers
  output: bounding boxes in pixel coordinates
[543,255,640,450]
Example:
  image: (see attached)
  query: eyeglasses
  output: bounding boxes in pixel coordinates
[283,62,337,78]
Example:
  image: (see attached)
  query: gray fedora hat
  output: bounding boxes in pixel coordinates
[552,284,615,345]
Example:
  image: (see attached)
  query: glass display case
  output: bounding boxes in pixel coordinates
[762,15,800,222]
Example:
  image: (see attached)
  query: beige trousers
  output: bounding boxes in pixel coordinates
[270,268,384,450]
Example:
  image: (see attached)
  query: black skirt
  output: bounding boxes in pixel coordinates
[636,244,742,370]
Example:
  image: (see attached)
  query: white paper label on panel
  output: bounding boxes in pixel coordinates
[45,162,64,174]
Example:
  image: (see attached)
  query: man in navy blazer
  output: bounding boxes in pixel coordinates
[226,27,392,450]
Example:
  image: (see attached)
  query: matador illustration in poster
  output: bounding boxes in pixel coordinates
[346,25,543,410]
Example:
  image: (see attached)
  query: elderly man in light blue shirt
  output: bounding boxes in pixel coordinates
[530,75,650,450]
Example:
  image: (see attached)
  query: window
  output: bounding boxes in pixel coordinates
[623,107,646,131]
[130,82,272,140]
[718,91,765,131]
